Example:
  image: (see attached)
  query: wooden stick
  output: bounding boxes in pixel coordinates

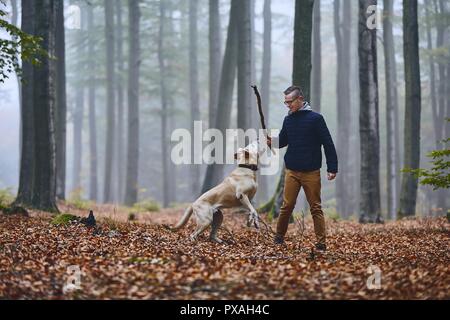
[251,85,267,130]
[251,85,274,153]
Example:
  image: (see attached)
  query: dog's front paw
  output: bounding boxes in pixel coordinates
[246,215,253,228]
[249,211,260,229]
[254,216,260,229]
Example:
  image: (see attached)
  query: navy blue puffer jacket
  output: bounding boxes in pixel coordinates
[277,104,338,173]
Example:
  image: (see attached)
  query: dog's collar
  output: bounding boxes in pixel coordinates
[238,164,258,171]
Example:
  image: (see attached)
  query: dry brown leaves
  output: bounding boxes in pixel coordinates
[0,207,449,300]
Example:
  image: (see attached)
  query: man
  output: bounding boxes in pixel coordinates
[267,86,338,251]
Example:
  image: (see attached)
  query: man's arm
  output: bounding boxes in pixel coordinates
[267,118,288,149]
[317,115,338,174]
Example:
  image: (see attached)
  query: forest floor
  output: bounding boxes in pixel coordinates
[0,203,449,299]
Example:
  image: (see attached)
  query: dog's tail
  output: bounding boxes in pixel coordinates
[166,205,193,231]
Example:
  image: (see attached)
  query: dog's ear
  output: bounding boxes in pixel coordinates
[244,150,250,159]
[234,148,242,160]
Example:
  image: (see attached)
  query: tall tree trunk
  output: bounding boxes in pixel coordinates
[237,0,252,132]
[262,0,314,218]
[444,1,450,144]
[72,6,85,195]
[208,0,221,129]
[350,0,361,216]
[358,0,381,223]
[189,0,201,196]
[334,0,343,216]
[11,0,20,99]
[249,0,258,130]
[433,0,448,212]
[115,0,126,203]
[311,0,321,112]
[446,67,450,143]
[166,6,177,205]
[383,0,399,219]
[293,0,314,99]
[399,0,421,218]
[55,0,67,200]
[425,4,439,147]
[201,0,239,194]
[31,0,58,212]
[72,90,83,194]
[72,11,84,194]
[435,0,445,147]
[124,0,141,206]
[334,0,352,219]
[11,0,22,154]
[103,0,116,203]
[260,0,272,136]
[342,0,352,217]
[443,6,450,214]
[15,0,34,206]
[257,0,272,203]
[158,0,170,207]
[87,4,98,202]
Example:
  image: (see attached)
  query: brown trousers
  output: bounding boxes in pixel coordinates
[276,169,326,245]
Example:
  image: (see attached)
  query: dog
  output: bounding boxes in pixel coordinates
[167,141,266,243]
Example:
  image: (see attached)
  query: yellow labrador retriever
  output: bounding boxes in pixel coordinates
[168,141,265,243]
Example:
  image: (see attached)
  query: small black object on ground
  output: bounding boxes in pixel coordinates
[80,210,96,227]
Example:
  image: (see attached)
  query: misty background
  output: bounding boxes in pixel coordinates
[0,0,448,218]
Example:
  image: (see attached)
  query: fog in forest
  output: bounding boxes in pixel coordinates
[0,0,449,219]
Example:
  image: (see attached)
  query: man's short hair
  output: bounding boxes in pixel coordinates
[283,85,304,98]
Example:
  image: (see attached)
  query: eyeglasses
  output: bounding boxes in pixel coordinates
[284,97,299,106]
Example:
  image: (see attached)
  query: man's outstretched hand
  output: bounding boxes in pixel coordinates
[327,172,337,181]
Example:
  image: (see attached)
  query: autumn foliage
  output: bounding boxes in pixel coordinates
[0,206,449,299]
